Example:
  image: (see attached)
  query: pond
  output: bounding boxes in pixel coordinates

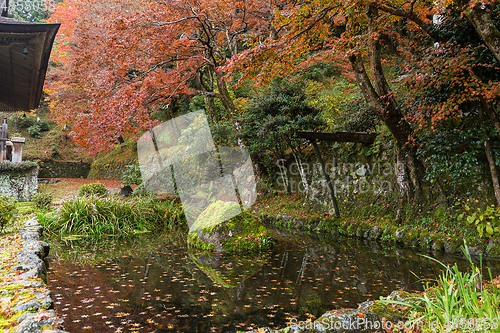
[46,232,500,332]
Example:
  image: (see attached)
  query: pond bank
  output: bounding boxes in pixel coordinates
[256,212,498,258]
[0,218,68,333]
[240,290,414,333]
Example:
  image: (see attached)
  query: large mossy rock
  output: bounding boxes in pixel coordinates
[190,201,242,232]
[188,201,273,253]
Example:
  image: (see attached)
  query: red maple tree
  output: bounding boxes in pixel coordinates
[46,0,281,153]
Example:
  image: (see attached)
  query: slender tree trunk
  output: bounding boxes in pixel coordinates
[204,95,216,124]
[215,69,237,118]
[395,148,410,219]
[214,69,246,149]
[283,134,309,194]
[455,0,500,63]
[479,106,500,205]
[485,139,500,205]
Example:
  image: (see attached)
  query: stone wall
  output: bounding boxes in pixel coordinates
[275,138,494,215]
[37,159,91,178]
[305,141,398,212]
[0,161,39,201]
[273,140,399,214]
[87,159,135,180]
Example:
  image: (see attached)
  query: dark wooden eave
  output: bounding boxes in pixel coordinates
[0,16,60,111]
[295,131,378,144]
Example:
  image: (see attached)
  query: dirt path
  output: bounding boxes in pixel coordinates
[38,178,122,202]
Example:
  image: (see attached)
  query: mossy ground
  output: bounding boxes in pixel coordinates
[6,111,91,163]
[86,140,138,180]
[251,193,336,219]
[0,234,33,332]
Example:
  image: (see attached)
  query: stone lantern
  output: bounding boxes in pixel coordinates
[10,137,25,163]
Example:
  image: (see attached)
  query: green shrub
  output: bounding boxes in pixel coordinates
[37,119,50,132]
[51,145,59,157]
[0,195,17,231]
[459,204,500,238]
[78,183,108,197]
[10,113,36,129]
[121,164,142,186]
[32,192,53,209]
[27,124,42,138]
[131,183,154,198]
[39,196,186,236]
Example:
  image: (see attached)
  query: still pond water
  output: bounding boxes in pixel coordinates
[46,232,500,332]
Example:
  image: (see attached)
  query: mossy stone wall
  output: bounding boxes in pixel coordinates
[0,161,39,201]
[37,159,91,178]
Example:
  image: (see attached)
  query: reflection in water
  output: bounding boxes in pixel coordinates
[47,233,500,332]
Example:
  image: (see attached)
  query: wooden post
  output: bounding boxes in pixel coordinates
[0,118,7,161]
[310,139,340,218]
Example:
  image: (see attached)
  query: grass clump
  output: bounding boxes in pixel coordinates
[78,183,108,197]
[381,244,500,332]
[0,196,16,232]
[31,192,53,209]
[121,163,142,186]
[39,196,186,236]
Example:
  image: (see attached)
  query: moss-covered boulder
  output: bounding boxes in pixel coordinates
[188,201,274,253]
[190,201,241,232]
[315,308,382,332]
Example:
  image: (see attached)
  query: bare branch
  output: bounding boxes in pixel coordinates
[372,1,445,42]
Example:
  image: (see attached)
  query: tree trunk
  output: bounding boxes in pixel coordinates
[484,139,500,205]
[348,7,425,203]
[395,148,410,219]
[479,106,500,205]
[348,54,412,147]
[204,95,216,124]
[283,134,309,194]
[455,0,500,63]
[349,53,420,201]
[214,69,246,149]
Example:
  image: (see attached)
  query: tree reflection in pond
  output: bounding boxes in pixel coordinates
[47,233,500,332]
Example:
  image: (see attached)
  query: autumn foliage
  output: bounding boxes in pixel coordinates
[46,0,281,152]
[45,0,500,203]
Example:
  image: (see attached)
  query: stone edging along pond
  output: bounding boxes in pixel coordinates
[2,218,69,333]
[256,212,500,258]
[239,212,499,333]
[241,290,415,333]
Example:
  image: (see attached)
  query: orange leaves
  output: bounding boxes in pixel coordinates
[45,0,278,153]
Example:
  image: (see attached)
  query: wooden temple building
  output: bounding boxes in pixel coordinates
[0,2,59,112]
[0,3,59,161]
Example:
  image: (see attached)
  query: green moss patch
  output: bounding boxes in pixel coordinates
[188,205,274,253]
